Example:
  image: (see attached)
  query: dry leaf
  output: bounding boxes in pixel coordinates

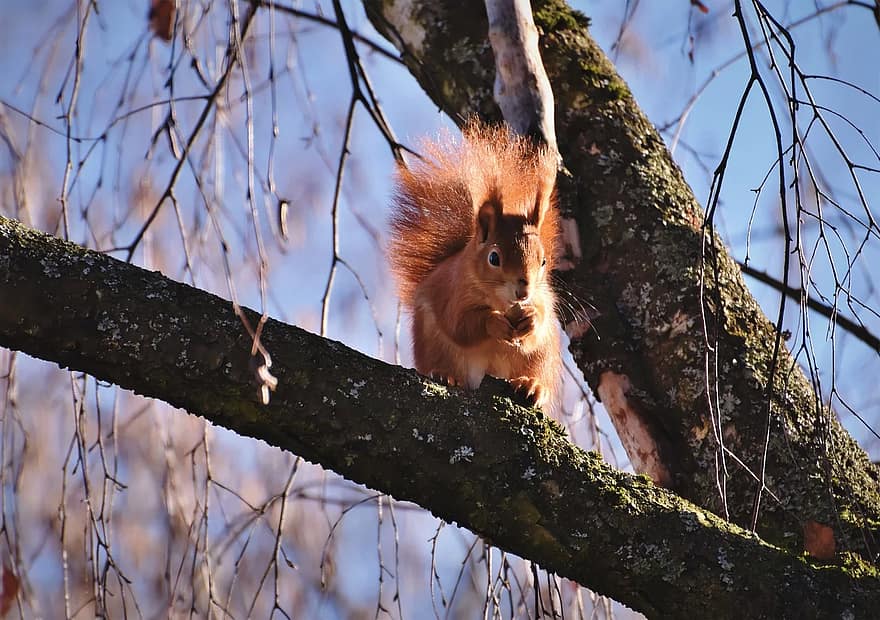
[149,0,175,42]
[0,565,19,615]
[803,520,836,560]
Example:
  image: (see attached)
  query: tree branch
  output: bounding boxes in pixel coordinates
[485,0,558,154]
[739,261,880,353]
[1,215,879,618]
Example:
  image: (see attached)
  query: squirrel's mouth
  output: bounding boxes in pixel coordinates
[500,288,530,307]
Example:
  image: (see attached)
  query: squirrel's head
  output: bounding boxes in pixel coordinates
[471,194,549,309]
[388,122,560,308]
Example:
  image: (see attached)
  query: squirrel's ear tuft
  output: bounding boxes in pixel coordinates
[477,200,501,243]
[528,158,556,228]
[528,193,546,228]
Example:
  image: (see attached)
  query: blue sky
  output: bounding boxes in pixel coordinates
[1,1,879,614]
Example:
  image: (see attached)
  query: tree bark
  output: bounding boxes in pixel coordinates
[363,0,880,562]
[2,215,880,618]
[484,0,558,154]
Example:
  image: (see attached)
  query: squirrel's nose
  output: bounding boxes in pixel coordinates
[516,279,529,300]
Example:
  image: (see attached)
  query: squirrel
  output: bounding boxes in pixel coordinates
[388,123,562,413]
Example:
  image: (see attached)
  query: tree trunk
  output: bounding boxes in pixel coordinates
[363,0,880,562]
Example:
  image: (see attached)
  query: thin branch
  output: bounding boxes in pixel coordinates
[254,0,404,65]
[739,261,880,353]
[123,5,258,261]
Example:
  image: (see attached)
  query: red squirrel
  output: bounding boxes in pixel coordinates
[388,123,562,412]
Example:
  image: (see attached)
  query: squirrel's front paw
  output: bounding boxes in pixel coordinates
[487,311,515,341]
[429,372,460,387]
[510,376,544,406]
[506,304,536,339]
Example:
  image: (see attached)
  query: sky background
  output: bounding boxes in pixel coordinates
[0,0,879,616]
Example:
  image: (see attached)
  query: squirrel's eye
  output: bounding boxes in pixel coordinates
[488,250,501,267]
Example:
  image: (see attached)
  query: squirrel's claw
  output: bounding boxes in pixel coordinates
[510,376,544,406]
[429,372,460,387]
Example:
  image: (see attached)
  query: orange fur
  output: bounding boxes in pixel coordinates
[388,123,563,413]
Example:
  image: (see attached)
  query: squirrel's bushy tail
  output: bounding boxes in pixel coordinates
[388,122,559,306]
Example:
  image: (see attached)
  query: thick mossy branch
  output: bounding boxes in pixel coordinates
[363,0,880,560]
[2,216,879,617]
